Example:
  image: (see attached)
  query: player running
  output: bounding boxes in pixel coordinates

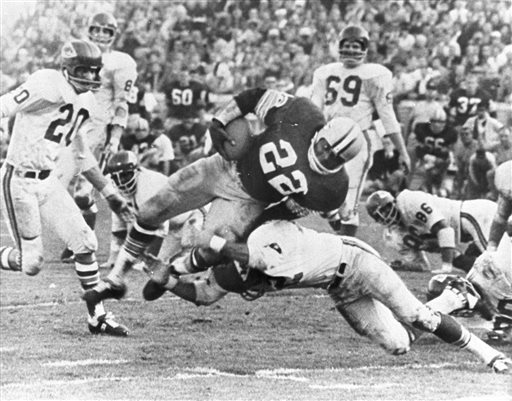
[0,39,130,336]
[56,12,138,262]
[83,88,363,307]
[311,24,410,236]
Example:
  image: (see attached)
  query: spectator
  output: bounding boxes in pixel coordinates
[462,100,505,155]
[121,117,174,176]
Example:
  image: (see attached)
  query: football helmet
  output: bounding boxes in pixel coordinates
[308,117,363,175]
[106,150,139,196]
[88,12,118,50]
[338,25,369,68]
[61,39,102,93]
[429,107,447,133]
[366,190,400,227]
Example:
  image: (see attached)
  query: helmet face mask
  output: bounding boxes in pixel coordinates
[308,117,363,175]
[338,25,369,68]
[106,151,139,196]
[366,191,400,227]
[61,40,102,93]
[88,12,118,50]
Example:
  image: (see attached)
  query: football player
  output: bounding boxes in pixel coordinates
[55,12,138,261]
[366,189,498,274]
[407,108,458,197]
[101,150,203,268]
[141,220,511,373]
[311,25,410,236]
[448,73,492,129]
[83,88,363,307]
[469,160,512,342]
[0,40,130,336]
[161,65,210,129]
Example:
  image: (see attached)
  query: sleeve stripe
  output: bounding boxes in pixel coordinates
[254,90,292,120]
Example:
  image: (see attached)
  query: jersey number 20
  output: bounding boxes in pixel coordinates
[44,104,89,146]
[325,75,362,107]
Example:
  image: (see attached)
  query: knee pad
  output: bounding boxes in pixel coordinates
[67,227,98,254]
[74,194,94,211]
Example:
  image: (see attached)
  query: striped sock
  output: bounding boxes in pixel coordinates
[0,246,21,271]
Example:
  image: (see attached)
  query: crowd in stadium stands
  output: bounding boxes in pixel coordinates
[1,0,511,200]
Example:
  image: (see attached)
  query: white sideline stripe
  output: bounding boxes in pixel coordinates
[0,297,180,310]
[0,346,18,353]
[0,362,487,390]
[43,359,129,367]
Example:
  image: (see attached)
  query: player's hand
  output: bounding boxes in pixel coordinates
[106,193,134,223]
[399,152,411,175]
[210,118,234,159]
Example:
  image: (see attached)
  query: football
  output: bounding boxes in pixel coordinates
[222,117,254,160]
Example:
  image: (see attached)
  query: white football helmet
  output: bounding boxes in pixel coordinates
[366,190,400,227]
[308,117,363,175]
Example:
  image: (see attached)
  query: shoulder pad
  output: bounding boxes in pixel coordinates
[105,51,137,70]
[355,63,393,80]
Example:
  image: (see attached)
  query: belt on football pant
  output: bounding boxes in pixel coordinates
[327,262,347,291]
[10,164,51,180]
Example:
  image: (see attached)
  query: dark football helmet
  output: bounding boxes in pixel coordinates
[61,39,102,93]
[106,150,139,196]
[338,25,369,68]
[88,12,118,49]
[366,190,400,227]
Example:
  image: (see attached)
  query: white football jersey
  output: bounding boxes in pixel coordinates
[311,62,400,134]
[91,50,137,129]
[246,220,379,288]
[395,190,496,250]
[0,69,95,171]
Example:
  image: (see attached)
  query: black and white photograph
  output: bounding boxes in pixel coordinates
[0,0,511,400]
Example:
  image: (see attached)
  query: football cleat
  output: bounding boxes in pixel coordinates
[0,246,21,271]
[445,277,480,310]
[88,312,128,336]
[487,316,512,344]
[83,279,127,304]
[488,354,512,374]
[142,254,175,301]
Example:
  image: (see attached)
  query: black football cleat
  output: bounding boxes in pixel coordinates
[88,313,129,336]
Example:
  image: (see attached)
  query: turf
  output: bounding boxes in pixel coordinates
[0,200,511,400]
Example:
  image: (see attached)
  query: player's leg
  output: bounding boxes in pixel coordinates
[0,165,44,275]
[338,130,372,236]
[100,212,127,269]
[84,155,231,302]
[358,252,510,371]
[333,296,413,355]
[467,240,512,343]
[40,177,128,336]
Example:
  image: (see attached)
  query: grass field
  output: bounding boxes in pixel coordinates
[0,200,511,401]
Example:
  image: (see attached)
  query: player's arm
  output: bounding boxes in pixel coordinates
[488,196,512,251]
[110,60,138,150]
[310,68,326,110]
[211,88,291,155]
[0,74,56,118]
[430,219,456,270]
[371,74,411,172]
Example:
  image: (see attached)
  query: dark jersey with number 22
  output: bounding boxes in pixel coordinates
[234,90,349,212]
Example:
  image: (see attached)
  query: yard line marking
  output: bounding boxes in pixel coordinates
[0,297,180,310]
[43,359,129,367]
[310,383,400,390]
[0,346,18,353]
